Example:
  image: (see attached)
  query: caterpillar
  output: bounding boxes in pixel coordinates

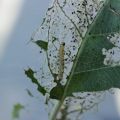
[57,42,65,81]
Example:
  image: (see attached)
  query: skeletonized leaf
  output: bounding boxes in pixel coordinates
[66,0,120,96]
[49,0,120,98]
[28,0,120,119]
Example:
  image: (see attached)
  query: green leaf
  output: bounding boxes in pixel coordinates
[50,0,120,97]
[12,103,24,119]
[50,84,64,100]
[25,68,46,95]
[34,40,48,51]
[66,0,120,95]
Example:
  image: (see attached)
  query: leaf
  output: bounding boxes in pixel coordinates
[50,84,64,100]
[28,0,120,119]
[25,68,46,95]
[34,40,48,51]
[66,0,120,95]
[50,0,120,97]
[49,0,120,119]
[12,103,24,119]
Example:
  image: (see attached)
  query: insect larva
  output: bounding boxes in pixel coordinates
[57,42,65,81]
